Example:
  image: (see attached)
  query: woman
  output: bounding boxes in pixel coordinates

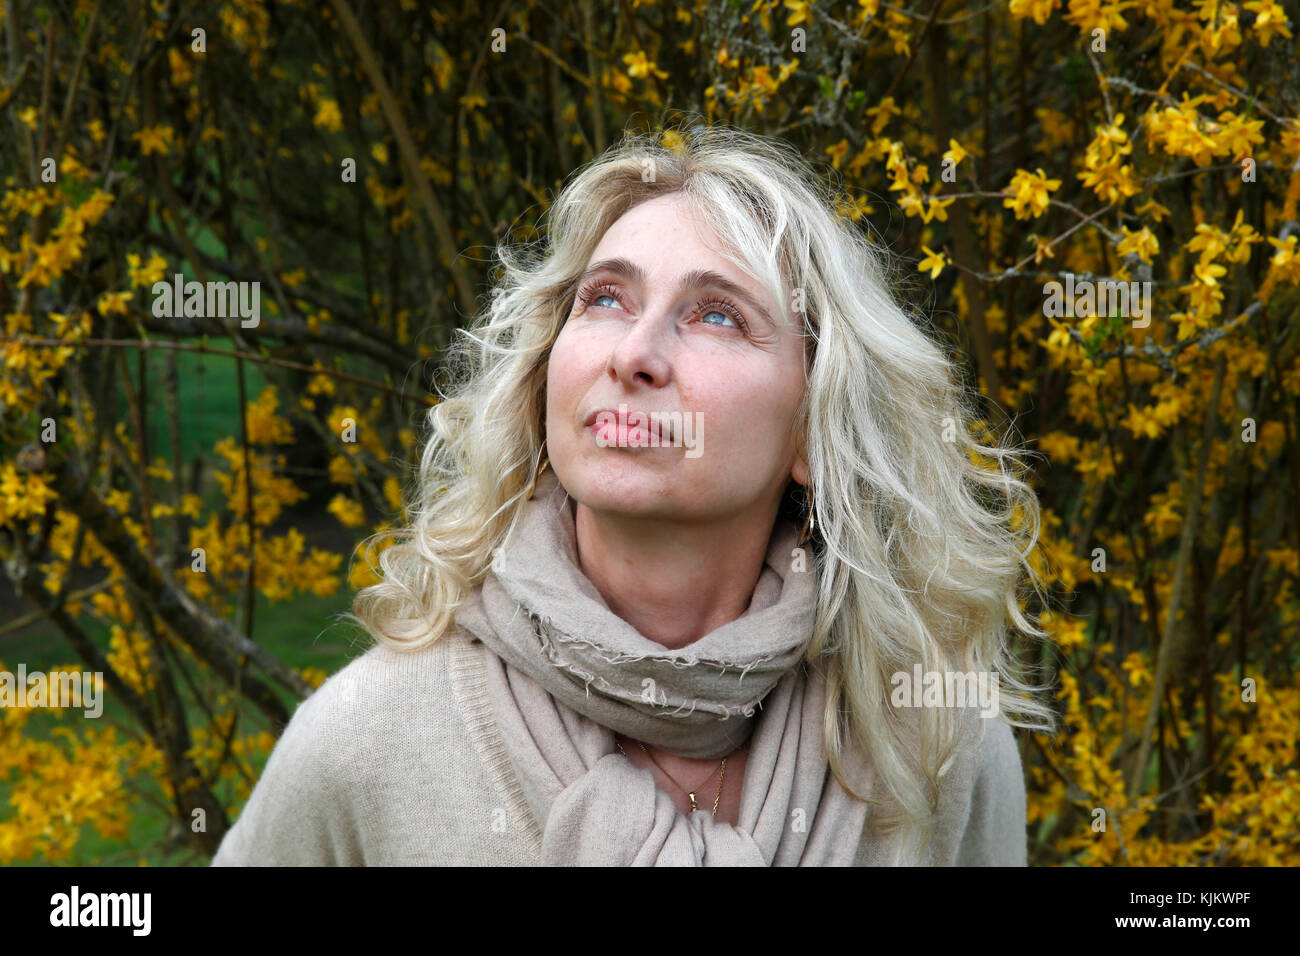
[212,124,1055,867]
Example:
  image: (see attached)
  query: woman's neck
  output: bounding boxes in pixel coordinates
[571,498,778,649]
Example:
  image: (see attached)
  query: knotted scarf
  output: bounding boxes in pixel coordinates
[452,467,872,865]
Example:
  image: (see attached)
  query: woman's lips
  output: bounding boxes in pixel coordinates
[590,419,659,446]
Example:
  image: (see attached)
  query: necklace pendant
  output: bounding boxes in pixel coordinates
[688,792,698,812]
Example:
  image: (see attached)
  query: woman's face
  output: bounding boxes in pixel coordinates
[545,191,809,528]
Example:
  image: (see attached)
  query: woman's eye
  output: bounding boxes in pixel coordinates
[579,287,747,333]
[699,309,738,328]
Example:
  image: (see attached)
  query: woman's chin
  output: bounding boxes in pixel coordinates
[562,467,679,512]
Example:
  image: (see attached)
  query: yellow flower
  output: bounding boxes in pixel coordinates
[1193,260,1227,286]
[887,25,911,56]
[97,290,132,317]
[1077,115,1142,203]
[865,97,901,135]
[784,0,811,27]
[942,138,968,167]
[1187,221,1230,263]
[1048,613,1089,651]
[313,98,343,132]
[623,51,668,80]
[297,667,329,689]
[327,493,366,527]
[1116,226,1159,264]
[833,192,874,221]
[1266,236,1300,284]
[132,125,176,156]
[921,196,955,223]
[1133,197,1170,222]
[328,454,354,485]
[917,244,950,279]
[1009,0,1060,25]
[306,372,336,397]
[1243,0,1293,46]
[825,139,849,170]
[245,387,295,445]
[167,48,194,86]
[1121,652,1151,687]
[0,465,57,524]
[59,151,92,182]
[458,90,486,111]
[1002,168,1062,220]
[125,252,168,289]
[383,475,404,512]
[1029,234,1057,264]
[1123,402,1165,440]
[1064,0,1135,33]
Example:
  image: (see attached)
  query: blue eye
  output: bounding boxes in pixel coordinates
[699,308,738,328]
[694,296,749,332]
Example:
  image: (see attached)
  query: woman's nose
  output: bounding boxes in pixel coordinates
[606,307,673,386]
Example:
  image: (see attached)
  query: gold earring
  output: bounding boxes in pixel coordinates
[525,439,550,501]
[797,484,815,546]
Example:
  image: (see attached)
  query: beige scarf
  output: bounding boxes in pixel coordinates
[452,468,872,865]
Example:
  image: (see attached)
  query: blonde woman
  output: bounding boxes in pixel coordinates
[212,124,1055,867]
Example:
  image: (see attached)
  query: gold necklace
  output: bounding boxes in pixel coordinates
[616,738,727,816]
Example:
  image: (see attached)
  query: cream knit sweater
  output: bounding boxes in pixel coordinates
[211,628,1030,866]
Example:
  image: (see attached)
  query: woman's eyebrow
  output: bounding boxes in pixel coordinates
[578,257,775,325]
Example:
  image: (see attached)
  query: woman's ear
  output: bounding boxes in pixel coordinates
[790,428,810,487]
[791,453,810,487]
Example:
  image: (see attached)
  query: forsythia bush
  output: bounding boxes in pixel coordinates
[1,0,1296,863]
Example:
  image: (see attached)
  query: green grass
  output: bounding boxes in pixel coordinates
[119,349,270,470]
